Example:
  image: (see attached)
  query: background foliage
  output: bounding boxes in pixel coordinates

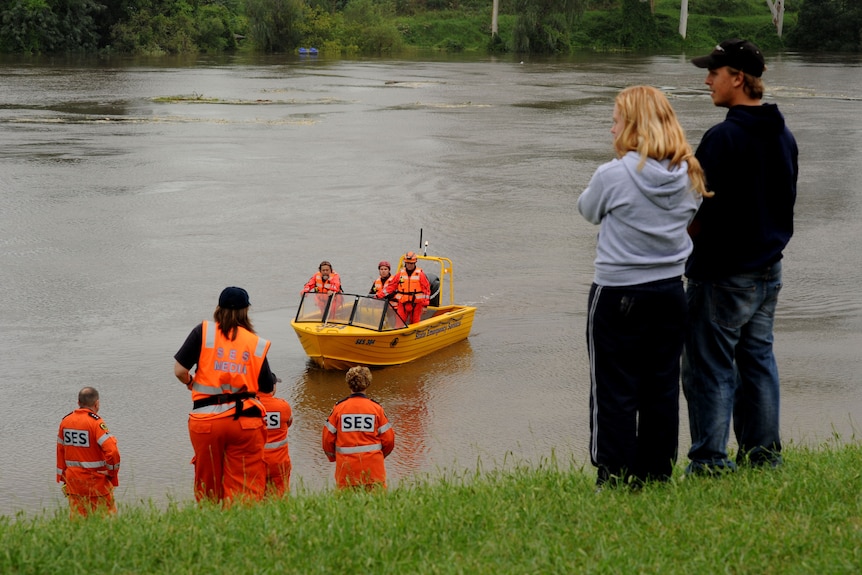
[787,0,861,51]
[0,0,859,55]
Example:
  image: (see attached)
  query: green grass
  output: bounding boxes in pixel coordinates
[2,443,861,574]
[395,10,518,53]
[393,1,796,53]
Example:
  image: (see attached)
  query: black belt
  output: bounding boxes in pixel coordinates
[193,392,258,419]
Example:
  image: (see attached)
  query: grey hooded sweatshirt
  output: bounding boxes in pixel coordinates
[578,151,700,287]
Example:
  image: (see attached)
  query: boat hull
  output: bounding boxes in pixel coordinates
[291,305,475,370]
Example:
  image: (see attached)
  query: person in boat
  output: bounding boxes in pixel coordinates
[302,260,343,316]
[258,372,293,497]
[578,86,709,488]
[173,286,274,503]
[683,39,797,475]
[301,261,342,295]
[322,366,395,490]
[56,387,121,518]
[368,260,392,296]
[375,251,431,325]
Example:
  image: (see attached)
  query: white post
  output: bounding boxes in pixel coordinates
[766,0,785,37]
[679,0,689,38]
[492,0,499,36]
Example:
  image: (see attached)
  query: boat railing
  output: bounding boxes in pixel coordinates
[295,292,404,331]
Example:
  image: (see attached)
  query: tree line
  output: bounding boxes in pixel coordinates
[0,0,859,55]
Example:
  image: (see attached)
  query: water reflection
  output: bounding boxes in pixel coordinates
[288,339,474,488]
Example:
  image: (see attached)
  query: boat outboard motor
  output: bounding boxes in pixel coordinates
[426,272,441,307]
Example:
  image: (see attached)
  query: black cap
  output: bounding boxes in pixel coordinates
[260,371,279,394]
[218,286,250,309]
[691,38,765,78]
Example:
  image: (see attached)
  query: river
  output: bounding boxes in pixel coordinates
[1,50,860,517]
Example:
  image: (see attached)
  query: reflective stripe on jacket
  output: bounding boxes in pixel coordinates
[302,272,342,295]
[321,394,395,488]
[56,408,120,496]
[384,268,430,304]
[369,275,391,296]
[190,320,269,418]
[259,393,292,463]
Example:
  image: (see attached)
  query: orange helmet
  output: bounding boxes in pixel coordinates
[404,251,418,263]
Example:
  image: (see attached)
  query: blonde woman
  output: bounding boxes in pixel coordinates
[578,85,708,489]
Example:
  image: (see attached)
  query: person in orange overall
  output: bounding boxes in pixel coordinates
[258,373,293,497]
[173,286,275,504]
[376,251,431,325]
[56,387,121,519]
[322,366,395,490]
[302,260,342,317]
[368,260,392,296]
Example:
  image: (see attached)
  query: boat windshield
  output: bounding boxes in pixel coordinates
[295,292,404,331]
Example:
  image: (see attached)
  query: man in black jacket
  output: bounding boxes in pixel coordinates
[683,39,799,475]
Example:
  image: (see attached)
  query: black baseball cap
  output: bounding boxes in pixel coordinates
[218,286,250,309]
[691,38,765,77]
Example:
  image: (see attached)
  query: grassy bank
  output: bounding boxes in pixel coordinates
[2,443,861,573]
[394,1,796,54]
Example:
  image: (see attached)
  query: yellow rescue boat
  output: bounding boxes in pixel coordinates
[291,254,476,370]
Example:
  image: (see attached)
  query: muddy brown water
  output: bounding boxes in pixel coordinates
[2,51,860,516]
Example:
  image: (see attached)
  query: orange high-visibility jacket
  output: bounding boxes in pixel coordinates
[369,275,391,296]
[56,408,120,496]
[259,392,293,466]
[302,272,342,295]
[189,320,269,419]
[322,394,395,488]
[380,268,430,304]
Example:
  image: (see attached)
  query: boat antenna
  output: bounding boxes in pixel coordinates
[418,228,429,255]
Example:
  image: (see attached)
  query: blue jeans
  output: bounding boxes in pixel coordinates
[682,261,783,472]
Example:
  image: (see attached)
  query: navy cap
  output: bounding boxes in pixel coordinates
[218,286,250,309]
[691,38,765,78]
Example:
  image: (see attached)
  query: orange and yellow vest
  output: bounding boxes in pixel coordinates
[190,320,269,419]
[370,275,391,296]
[390,269,429,304]
[304,272,341,294]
